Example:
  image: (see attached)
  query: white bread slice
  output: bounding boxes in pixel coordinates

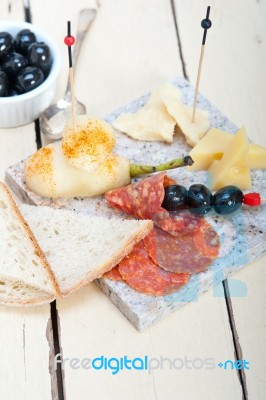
[0,278,55,306]
[0,183,60,301]
[20,204,153,296]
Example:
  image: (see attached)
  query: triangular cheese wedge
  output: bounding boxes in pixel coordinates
[247,143,266,168]
[208,127,251,190]
[187,128,233,171]
[187,128,266,171]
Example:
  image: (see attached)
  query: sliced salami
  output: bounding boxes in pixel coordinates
[156,211,202,236]
[105,173,168,219]
[118,241,190,296]
[144,219,220,274]
[103,266,123,281]
[105,173,186,234]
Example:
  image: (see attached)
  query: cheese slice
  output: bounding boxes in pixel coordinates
[208,127,251,190]
[148,83,182,106]
[188,128,266,171]
[163,99,210,146]
[113,85,177,142]
[187,128,233,171]
[247,143,266,168]
[157,83,210,145]
[113,102,176,142]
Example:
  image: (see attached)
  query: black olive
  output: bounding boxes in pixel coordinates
[0,32,14,59]
[15,29,36,54]
[213,186,243,215]
[27,42,52,73]
[187,184,212,214]
[14,66,44,94]
[162,185,188,211]
[0,70,9,96]
[1,52,28,76]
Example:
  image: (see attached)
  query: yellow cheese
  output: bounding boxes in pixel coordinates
[208,163,251,190]
[187,128,232,171]
[208,127,251,190]
[247,143,266,168]
[188,128,266,171]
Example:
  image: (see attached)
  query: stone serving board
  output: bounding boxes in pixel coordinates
[5,77,266,331]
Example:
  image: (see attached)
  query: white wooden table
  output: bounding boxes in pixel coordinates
[1,1,266,399]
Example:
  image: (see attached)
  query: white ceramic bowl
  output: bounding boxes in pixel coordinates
[0,20,61,128]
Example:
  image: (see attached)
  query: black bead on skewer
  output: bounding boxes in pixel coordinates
[201,6,212,45]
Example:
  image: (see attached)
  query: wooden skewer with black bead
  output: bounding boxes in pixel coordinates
[192,6,212,123]
[64,21,76,132]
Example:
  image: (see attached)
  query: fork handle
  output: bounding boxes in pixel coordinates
[65,8,97,97]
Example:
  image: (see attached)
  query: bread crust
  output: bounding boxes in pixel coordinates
[0,182,153,302]
[0,295,55,307]
[0,182,61,298]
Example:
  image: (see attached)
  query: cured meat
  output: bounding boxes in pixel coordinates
[193,219,220,258]
[105,173,186,234]
[105,173,170,219]
[118,241,190,296]
[156,210,202,236]
[163,175,176,187]
[144,219,220,274]
[103,266,123,281]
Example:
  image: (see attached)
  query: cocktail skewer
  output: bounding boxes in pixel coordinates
[64,21,76,132]
[192,6,212,123]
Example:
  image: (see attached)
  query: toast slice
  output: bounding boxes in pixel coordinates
[0,183,60,303]
[20,204,153,296]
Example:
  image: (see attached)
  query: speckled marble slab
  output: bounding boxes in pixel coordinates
[5,77,266,331]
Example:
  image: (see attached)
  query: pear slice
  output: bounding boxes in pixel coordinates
[62,116,116,173]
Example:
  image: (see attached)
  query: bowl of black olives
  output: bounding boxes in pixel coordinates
[0,20,61,128]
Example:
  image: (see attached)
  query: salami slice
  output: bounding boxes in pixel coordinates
[144,219,220,274]
[103,266,123,281]
[105,173,186,233]
[105,173,169,218]
[156,211,202,236]
[118,241,190,296]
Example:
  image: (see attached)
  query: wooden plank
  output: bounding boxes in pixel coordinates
[0,306,53,400]
[57,284,242,400]
[0,126,37,182]
[2,0,25,20]
[0,2,54,399]
[43,0,242,398]
[31,0,181,116]
[226,259,266,400]
[174,0,266,398]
